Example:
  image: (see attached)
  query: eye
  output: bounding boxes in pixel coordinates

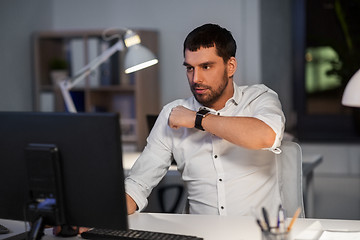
[203,65,210,70]
[186,66,194,72]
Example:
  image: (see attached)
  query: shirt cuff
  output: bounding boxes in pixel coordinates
[125,178,148,212]
[255,115,284,154]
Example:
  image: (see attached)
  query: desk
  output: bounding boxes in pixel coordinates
[1,213,360,240]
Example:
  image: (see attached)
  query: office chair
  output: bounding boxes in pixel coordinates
[276,141,305,218]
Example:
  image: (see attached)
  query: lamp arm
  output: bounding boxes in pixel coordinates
[68,40,124,89]
[59,39,124,113]
[59,80,77,113]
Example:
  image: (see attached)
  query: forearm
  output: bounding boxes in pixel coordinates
[201,114,276,149]
[168,105,277,149]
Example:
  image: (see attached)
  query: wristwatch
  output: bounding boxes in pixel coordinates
[195,108,210,131]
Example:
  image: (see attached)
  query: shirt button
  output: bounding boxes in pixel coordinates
[214,155,218,158]
[217,112,220,116]
[221,206,224,209]
[219,178,222,182]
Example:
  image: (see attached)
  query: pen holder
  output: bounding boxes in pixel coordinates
[261,230,289,240]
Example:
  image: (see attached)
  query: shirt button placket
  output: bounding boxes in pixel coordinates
[215,155,226,215]
[212,135,226,215]
[218,177,225,213]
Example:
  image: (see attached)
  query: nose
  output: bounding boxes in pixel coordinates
[192,68,202,84]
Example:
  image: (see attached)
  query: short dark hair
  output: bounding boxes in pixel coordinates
[183,23,237,62]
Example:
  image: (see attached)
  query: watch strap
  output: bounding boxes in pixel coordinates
[195,109,210,131]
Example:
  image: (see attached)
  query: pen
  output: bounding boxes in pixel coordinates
[277,206,286,233]
[276,205,281,228]
[262,207,271,232]
[287,207,301,232]
[250,207,265,232]
[256,219,265,232]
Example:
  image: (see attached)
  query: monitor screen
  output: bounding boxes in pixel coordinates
[0,112,128,231]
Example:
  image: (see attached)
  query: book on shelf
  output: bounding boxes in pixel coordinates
[68,38,101,88]
[113,95,136,119]
[99,38,121,86]
[120,118,137,142]
[113,95,137,142]
[40,92,55,112]
[99,39,112,86]
[88,38,101,87]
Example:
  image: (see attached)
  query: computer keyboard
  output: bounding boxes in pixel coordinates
[81,228,203,240]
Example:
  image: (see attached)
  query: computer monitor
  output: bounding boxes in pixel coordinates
[0,112,128,236]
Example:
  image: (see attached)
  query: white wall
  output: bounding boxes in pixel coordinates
[0,0,53,111]
[0,0,263,111]
[51,0,261,107]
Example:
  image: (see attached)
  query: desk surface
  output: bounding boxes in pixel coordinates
[127,213,360,240]
[1,213,360,240]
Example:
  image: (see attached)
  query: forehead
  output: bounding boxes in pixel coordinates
[184,46,222,65]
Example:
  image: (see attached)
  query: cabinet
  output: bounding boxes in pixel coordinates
[32,29,160,151]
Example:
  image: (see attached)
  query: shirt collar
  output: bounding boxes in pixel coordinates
[193,82,242,112]
[228,81,241,106]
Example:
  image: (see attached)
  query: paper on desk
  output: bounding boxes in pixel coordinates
[319,230,360,240]
[295,221,323,240]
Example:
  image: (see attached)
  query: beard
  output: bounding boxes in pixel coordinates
[190,69,229,107]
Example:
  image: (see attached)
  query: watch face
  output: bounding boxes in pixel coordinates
[198,109,210,115]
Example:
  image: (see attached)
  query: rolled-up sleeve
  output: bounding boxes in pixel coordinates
[245,85,285,153]
[124,105,174,211]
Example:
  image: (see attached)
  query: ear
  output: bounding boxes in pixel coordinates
[227,57,237,78]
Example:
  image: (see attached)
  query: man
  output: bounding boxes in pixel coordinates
[125,23,285,216]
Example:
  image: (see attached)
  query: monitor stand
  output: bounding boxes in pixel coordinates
[27,216,44,240]
[25,144,69,240]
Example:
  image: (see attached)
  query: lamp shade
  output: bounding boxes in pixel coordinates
[342,69,360,107]
[124,44,158,74]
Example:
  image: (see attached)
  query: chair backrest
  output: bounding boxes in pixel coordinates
[276,141,305,218]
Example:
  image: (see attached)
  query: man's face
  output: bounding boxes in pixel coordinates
[183,46,232,109]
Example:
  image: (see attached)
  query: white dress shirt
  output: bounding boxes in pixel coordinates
[125,83,285,216]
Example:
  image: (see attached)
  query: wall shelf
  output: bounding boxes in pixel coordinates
[32,29,160,151]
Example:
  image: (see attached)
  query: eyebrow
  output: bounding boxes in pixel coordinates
[183,61,216,67]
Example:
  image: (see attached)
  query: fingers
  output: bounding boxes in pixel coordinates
[168,106,195,129]
[53,225,80,237]
[78,227,90,234]
[168,107,178,129]
[53,226,61,235]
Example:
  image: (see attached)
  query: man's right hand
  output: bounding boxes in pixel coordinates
[126,194,137,215]
[52,194,137,236]
[168,105,196,129]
